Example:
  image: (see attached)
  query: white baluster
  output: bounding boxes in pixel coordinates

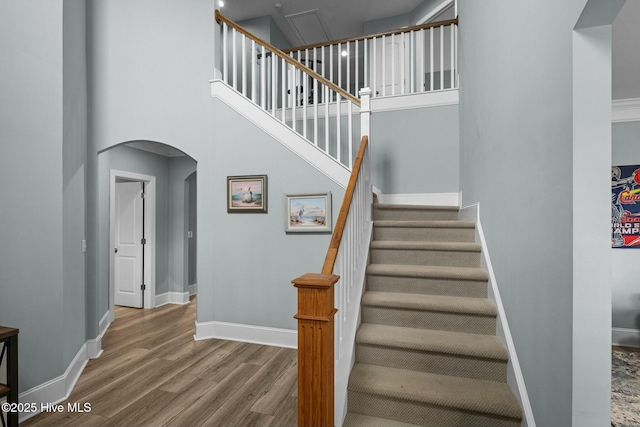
[364,38,368,90]
[314,77,318,146]
[391,33,396,95]
[401,33,405,94]
[260,45,266,109]
[338,42,342,93]
[372,37,377,98]
[348,101,353,168]
[251,40,256,102]
[336,93,341,164]
[355,40,359,97]
[419,28,425,92]
[430,27,434,91]
[324,85,330,154]
[303,71,307,139]
[241,33,246,96]
[281,57,287,121]
[440,24,444,91]
[450,24,455,89]
[330,44,334,92]
[382,35,386,97]
[222,23,228,83]
[346,41,351,97]
[410,31,415,93]
[232,29,237,90]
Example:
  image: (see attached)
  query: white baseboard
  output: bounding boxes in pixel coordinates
[86,311,111,359]
[612,327,640,347]
[377,192,460,207]
[18,341,89,423]
[155,291,190,307]
[188,283,197,296]
[194,320,297,349]
[460,203,536,427]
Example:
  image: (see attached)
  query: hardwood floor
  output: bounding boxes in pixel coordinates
[22,298,298,427]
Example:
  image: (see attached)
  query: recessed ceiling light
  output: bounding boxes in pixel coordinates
[219,1,224,7]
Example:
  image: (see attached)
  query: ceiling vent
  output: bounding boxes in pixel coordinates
[285,9,331,45]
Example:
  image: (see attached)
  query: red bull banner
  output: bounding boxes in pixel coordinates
[612,165,640,248]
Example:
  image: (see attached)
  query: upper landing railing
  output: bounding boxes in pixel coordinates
[283,18,458,100]
[215,11,367,171]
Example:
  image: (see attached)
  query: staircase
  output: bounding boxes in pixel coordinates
[344,203,523,427]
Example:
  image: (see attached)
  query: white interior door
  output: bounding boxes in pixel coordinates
[114,181,144,308]
[374,35,404,97]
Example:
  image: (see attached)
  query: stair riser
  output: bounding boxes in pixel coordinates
[348,391,521,427]
[362,306,496,335]
[374,227,475,242]
[356,344,508,382]
[370,248,481,268]
[367,275,488,298]
[373,209,458,222]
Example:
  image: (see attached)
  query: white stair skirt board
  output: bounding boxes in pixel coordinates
[377,192,461,207]
[612,327,640,347]
[612,98,640,123]
[155,291,190,307]
[460,203,536,427]
[370,89,458,113]
[194,320,297,349]
[188,283,197,296]
[210,79,350,189]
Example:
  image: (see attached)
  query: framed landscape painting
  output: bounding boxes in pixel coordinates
[227,175,267,213]
[286,193,332,232]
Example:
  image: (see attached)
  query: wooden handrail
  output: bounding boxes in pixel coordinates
[283,18,458,54]
[215,10,361,107]
[321,135,369,274]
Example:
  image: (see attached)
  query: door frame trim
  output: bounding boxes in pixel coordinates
[109,169,157,320]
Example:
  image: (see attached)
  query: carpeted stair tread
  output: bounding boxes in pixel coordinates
[362,291,497,316]
[357,323,508,361]
[371,240,481,252]
[344,412,423,427]
[348,363,523,420]
[367,264,488,282]
[374,220,476,229]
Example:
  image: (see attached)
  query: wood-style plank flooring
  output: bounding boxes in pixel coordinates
[22,298,298,427]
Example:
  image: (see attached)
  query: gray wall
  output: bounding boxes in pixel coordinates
[86,0,216,336]
[371,105,459,194]
[0,0,66,391]
[458,1,616,425]
[168,156,198,294]
[239,15,291,50]
[63,0,89,369]
[187,173,198,287]
[198,99,344,329]
[612,121,640,331]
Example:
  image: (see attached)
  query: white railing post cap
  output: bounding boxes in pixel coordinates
[359,87,372,97]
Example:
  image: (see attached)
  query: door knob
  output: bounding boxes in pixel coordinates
[114,248,118,253]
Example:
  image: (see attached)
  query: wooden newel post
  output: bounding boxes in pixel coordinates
[292,272,339,427]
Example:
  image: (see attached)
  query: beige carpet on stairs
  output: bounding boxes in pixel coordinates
[344,203,523,427]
